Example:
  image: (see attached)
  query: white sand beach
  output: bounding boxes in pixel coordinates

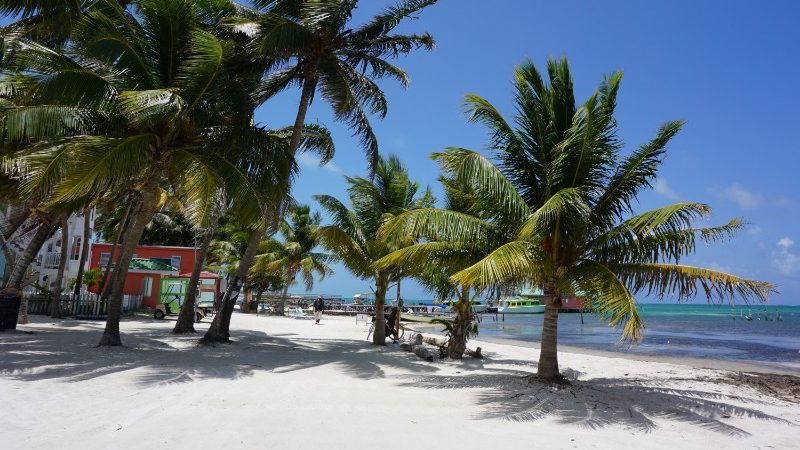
[2,313,799,450]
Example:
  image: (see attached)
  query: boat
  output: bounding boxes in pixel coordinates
[439,299,488,313]
[498,287,545,314]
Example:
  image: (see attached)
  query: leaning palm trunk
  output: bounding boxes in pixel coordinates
[72,207,92,299]
[278,272,297,316]
[447,287,472,359]
[173,220,218,334]
[537,283,561,379]
[50,218,69,318]
[200,230,262,344]
[99,183,160,346]
[287,72,318,157]
[372,274,389,345]
[7,220,57,324]
[99,202,133,300]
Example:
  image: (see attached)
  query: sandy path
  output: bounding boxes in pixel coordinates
[1,313,798,449]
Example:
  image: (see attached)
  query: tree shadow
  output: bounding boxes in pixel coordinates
[0,321,439,387]
[399,370,795,437]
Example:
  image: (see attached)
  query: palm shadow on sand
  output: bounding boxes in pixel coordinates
[399,365,796,437]
[0,318,438,387]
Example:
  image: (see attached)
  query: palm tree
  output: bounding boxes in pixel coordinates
[250,204,334,315]
[2,0,296,345]
[247,0,437,171]
[398,58,773,379]
[70,205,93,300]
[376,174,500,358]
[49,217,69,318]
[315,154,434,345]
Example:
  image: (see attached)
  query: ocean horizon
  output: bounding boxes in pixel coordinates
[472,303,800,370]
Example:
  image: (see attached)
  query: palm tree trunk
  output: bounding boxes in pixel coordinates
[2,196,40,240]
[371,273,389,345]
[173,220,218,334]
[99,201,133,300]
[50,218,69,318]
[447,286,471,359]
[287,71,318,155]
[6,219,57,324]
[537,282,561,379]
[72,207,92,299]
[0,230,15,280]
[98,183,160,346]
[278,271,296,316]
[200,229,262,344]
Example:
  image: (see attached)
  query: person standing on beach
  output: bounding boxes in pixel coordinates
[313,296,325,325]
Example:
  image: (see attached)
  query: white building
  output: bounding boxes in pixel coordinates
[33,209,95,291]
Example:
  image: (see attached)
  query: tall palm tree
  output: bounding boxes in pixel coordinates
[2,0,296,345]
[49,217,70,318]
[376,174,500,358]
[247,0,437,171]
[396,58,773,379]
[250,204,334,315]
[315,154,434,345]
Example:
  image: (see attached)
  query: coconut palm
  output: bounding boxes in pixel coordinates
[397,58,773,379]
[1,0,301,345]
[246,0,437,171]
[250,204,334,315]
[376,174,500,358]
[314,154,434,345]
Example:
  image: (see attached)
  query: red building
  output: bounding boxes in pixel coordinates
[88,244,203,308]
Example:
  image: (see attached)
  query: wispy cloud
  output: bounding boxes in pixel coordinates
[653,178,679,200]
[388,136,407,150]
[746,224,762,236]
[773,237,799,276]
[708,261,733,273]
[717,184,763,210]
[297,153,344,175]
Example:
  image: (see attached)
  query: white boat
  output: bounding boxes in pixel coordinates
[471,300,488,313]
[498,288,545,314]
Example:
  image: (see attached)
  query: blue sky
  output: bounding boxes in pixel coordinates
[3,1,797,304]
[256,0,800,304]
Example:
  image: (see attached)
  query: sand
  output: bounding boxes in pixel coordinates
[1,312,799,450]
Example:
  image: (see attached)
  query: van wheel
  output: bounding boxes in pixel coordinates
[195,312,203,323]
[154,310,165,320]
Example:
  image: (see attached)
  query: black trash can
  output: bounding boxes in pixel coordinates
[0,288,22,330]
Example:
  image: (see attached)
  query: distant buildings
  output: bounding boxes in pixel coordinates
[34,210,95,292]
[87,243,217,308]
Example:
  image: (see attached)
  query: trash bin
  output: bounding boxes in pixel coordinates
[0,288,22,331]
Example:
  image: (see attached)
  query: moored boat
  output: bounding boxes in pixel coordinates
[498,287,545,314]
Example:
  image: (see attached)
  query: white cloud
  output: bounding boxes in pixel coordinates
[297,153,344,175]
[746,225,762,236]
[773,237,799,276]
[389,136,407,150]
[717,184,763,210]
[653,178,679,200]
[708,261,733,273]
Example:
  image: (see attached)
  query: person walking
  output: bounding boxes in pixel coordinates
[313,296,325,324]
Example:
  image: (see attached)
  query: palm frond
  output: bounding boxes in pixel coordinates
[450,241,545,289]
[613,263,775,303]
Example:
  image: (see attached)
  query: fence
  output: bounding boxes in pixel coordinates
[24,293,143,319]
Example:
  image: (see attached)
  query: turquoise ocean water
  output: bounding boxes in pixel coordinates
[473,304,800,370]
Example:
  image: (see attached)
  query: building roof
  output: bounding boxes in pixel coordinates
[129,258,178,271]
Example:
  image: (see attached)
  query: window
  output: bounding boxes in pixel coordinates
[141,277,153,296]
[170,256,181,270]
[71,236,82,261]
[99,252,111,267]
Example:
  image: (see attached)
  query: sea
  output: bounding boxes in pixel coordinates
[472,304,800,371]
